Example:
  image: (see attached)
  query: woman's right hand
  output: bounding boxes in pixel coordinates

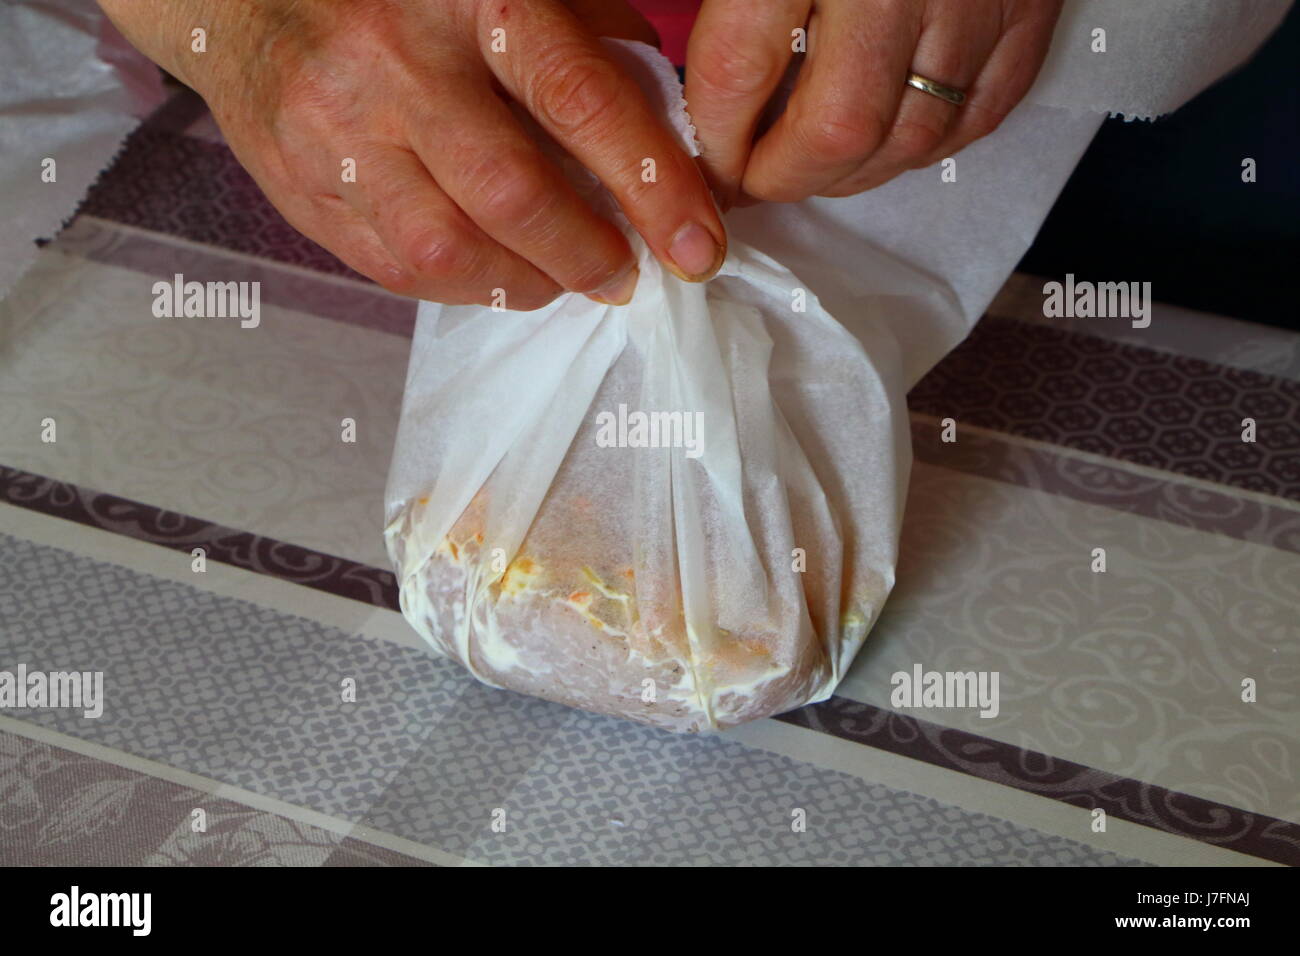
[97,0,728,308]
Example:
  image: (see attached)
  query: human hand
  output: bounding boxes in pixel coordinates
[684,0,1063,206]
[98,0,728,308]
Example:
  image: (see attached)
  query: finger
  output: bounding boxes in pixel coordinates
[741,0,921,202]
[819,4,999,197]
[338,144,563,309]
[274,191,417,293]
[407,68,640,305]
[684,0,809,210]
[477,0,727,282]
[914,1,1064,170]
[222,146,416,292]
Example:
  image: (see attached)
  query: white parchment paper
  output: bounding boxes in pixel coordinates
[0,0,162,297]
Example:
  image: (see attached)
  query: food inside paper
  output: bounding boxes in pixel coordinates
[386,216,904,731]
[393,483,882,731]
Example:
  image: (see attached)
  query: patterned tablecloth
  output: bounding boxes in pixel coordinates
[1,91,1296,867]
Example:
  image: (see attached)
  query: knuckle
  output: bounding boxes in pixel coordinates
[622,149,689,205]
[467,153,553,225]
[889,118,947,159]
[797,108,883,165]
[529,48,623,137]
[693,34,782,99]
[401,231,473,283]
[966,103,1009,139]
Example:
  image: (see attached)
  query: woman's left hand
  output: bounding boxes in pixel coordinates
[684,0,1064,206]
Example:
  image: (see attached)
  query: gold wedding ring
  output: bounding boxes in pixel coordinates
[906,72,967,106]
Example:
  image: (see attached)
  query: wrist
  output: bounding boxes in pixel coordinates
[96,0,255,95]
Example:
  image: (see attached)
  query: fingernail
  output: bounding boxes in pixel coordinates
[586,264,639,306]
[667,221,723,281]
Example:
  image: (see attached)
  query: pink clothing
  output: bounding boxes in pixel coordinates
[631,0,698,65]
